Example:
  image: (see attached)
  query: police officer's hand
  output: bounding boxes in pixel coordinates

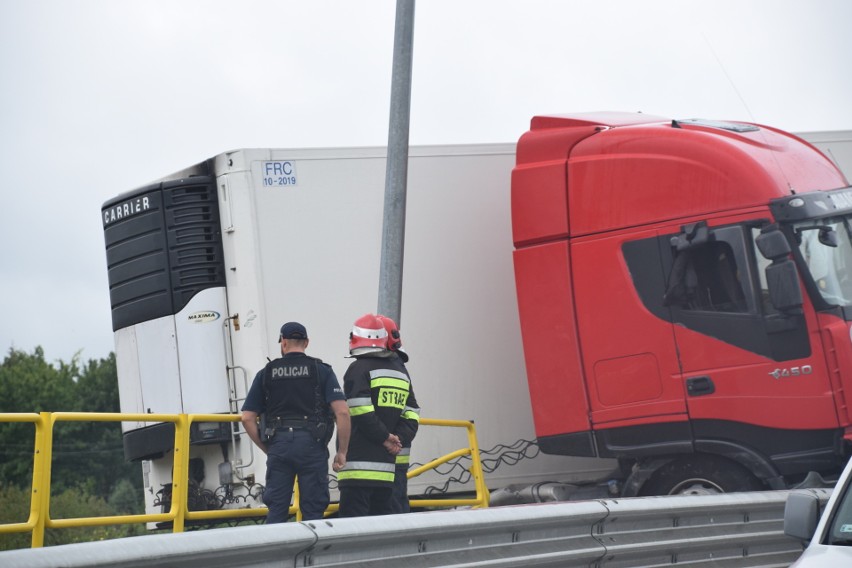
[383,434,402,456]
[332,451,346,472]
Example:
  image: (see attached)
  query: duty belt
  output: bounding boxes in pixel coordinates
[269,416,312,430]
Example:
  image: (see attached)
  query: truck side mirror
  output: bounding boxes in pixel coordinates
[784,491,821,542]
[756,226,804,313]
[766,259,804,313]
[819,226,839,247]
[756,227,791,260]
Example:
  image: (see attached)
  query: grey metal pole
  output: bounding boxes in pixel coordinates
[377,0,415,326]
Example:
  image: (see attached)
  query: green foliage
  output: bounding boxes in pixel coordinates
[0,347,75,413]
[46,487,145,545]
[0,347,74,491]
[0,484,35,551]
[0,484,144,551]
[0,347,145,549]
[107,478,143,515]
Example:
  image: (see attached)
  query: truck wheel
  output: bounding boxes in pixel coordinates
[639,454,764,496]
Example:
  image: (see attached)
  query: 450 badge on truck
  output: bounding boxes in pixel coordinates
[768,366,814,379]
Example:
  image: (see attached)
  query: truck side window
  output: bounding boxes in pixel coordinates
[625,224,810,362]
[668,241,748,313]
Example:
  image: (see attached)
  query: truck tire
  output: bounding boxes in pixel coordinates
[639,454,764,496]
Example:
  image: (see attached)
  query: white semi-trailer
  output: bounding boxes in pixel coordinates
[102,143,605,516]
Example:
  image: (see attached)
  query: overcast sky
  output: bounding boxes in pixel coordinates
[2,0,851,365]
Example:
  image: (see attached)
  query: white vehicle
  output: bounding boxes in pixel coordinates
[785,456,852,565]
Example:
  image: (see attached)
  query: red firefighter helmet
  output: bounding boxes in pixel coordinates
[377,314,409,362]
[349,313,388,356]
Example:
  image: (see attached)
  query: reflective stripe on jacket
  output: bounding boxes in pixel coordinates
[337,460,396,483]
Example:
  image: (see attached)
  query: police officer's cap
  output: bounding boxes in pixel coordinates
[279,321,308,340]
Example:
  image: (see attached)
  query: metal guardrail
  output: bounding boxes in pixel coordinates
[0,412,489,548]
[0,489,831,567]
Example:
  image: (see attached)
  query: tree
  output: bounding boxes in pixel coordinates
[0,347,75,488]
[51,352,141,499]
[0,347,144,549]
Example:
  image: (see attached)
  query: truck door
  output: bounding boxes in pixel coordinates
[662,218,841,476]
[571,227,689,455]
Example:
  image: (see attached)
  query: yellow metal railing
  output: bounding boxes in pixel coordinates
[0,413,488,548]
[408,418,490,510]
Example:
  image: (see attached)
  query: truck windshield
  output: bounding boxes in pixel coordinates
[793,215,852,307]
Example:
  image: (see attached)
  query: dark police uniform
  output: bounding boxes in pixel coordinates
[242,352,344,522]
[338,353,419,517]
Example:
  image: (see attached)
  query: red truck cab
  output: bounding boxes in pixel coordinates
[512,112,852,495]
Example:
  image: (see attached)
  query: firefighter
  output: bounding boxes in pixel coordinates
[337,313,419,517]
[241,321,350,522]
[376,314,420,513]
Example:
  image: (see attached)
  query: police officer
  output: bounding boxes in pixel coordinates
[241,322,350,522]
[337,314,419,517]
